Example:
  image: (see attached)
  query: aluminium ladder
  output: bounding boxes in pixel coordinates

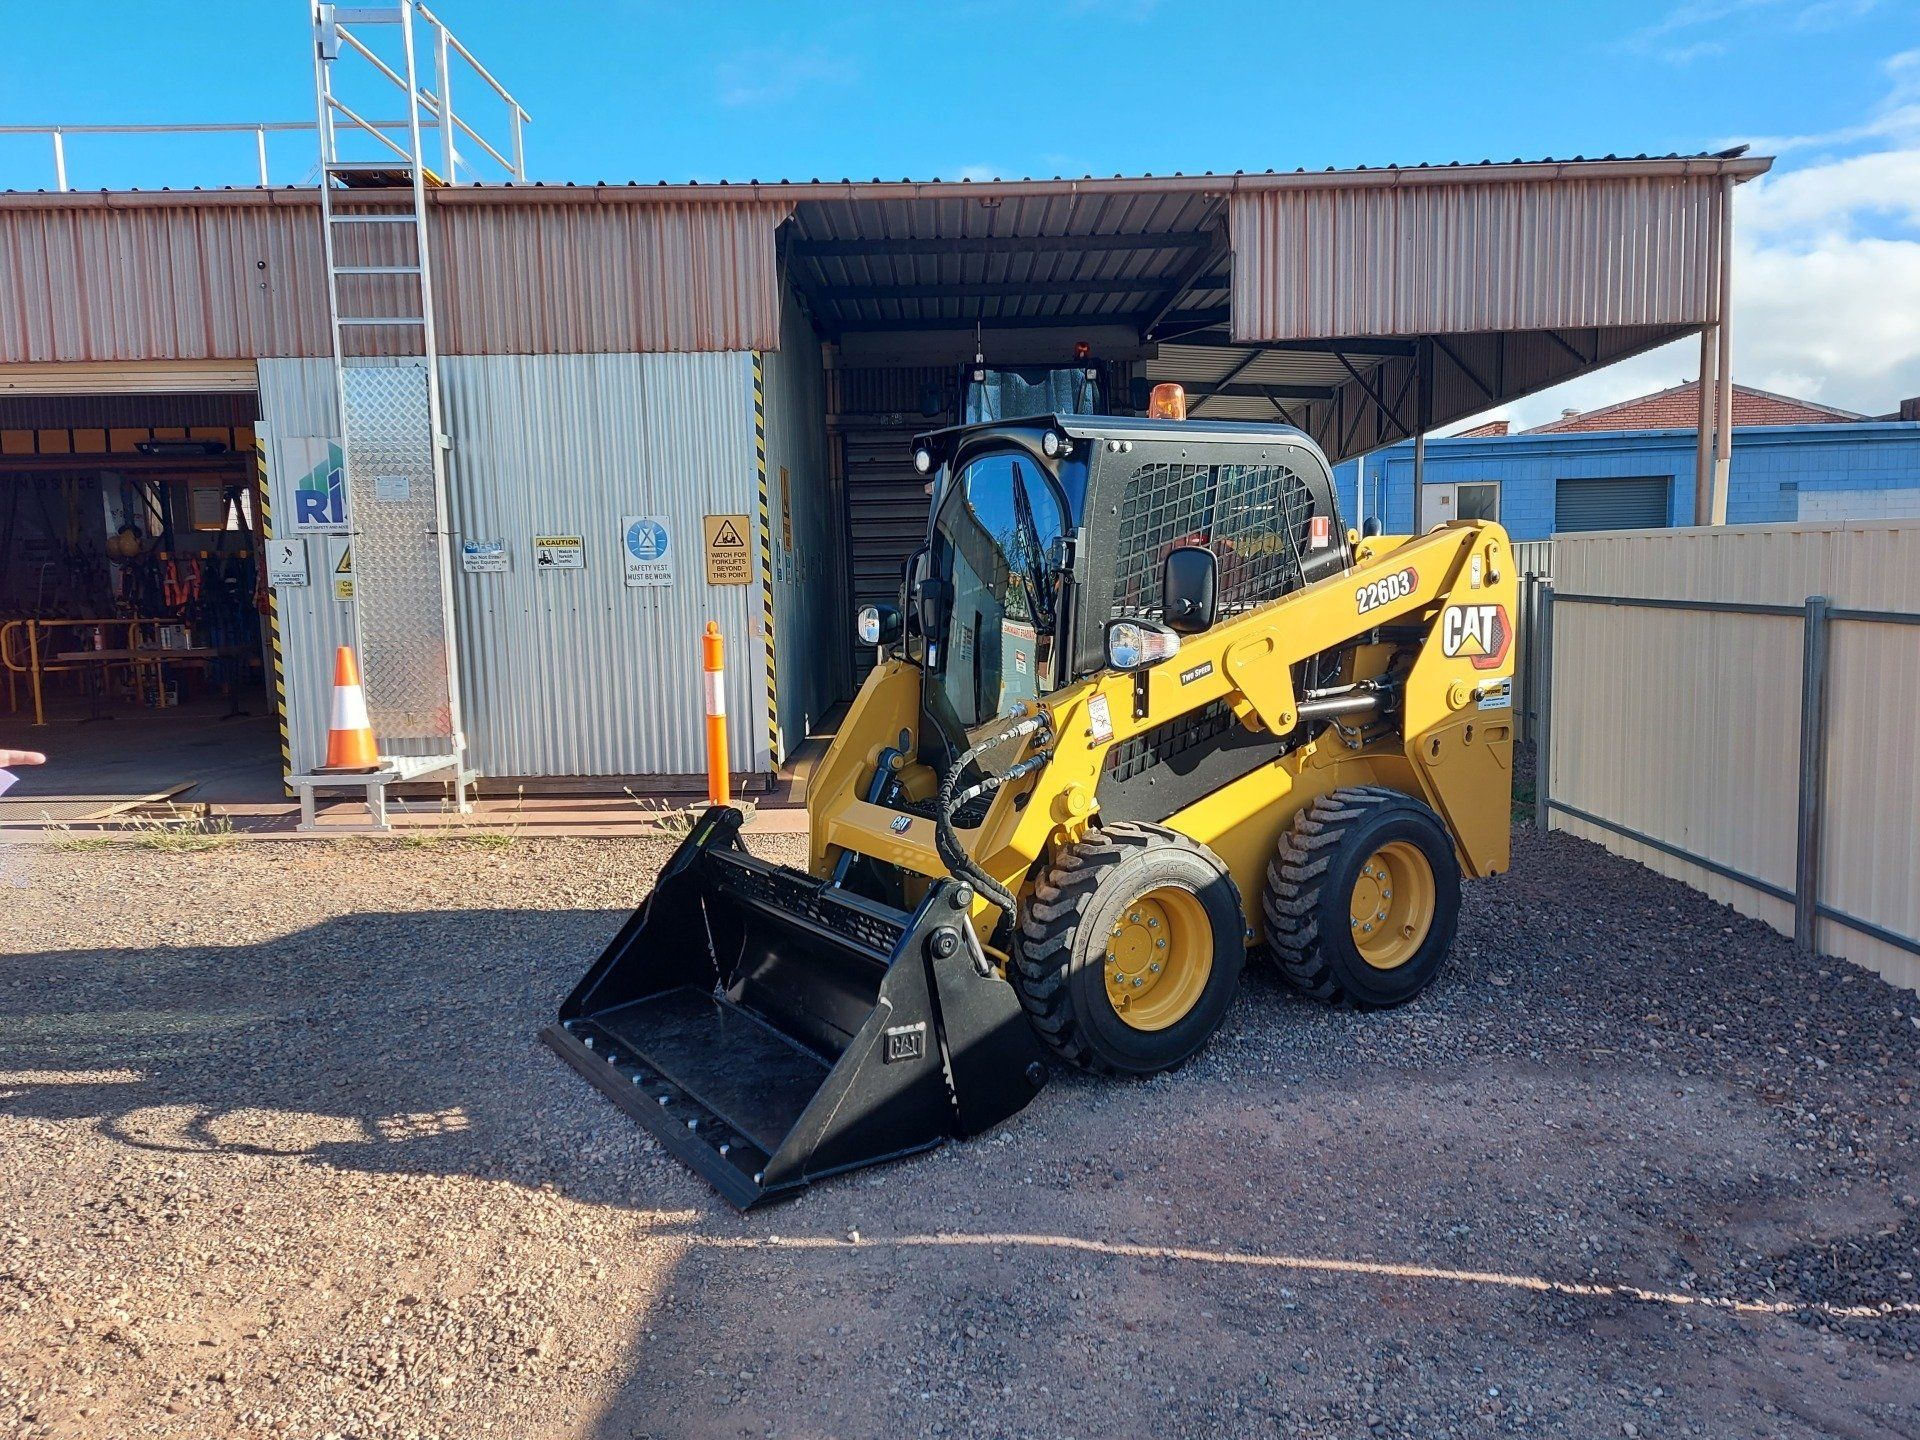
[303,3,526,821]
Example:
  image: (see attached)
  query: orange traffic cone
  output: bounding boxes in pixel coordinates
[321,645,381,772]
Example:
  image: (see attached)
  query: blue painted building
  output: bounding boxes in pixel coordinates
[1332,382,1920,541]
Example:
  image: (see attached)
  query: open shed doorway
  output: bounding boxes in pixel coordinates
[0,389,281,821]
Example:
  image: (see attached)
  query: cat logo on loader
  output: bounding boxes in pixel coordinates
[1441,603,1512,670]
[546,393,1517,1207]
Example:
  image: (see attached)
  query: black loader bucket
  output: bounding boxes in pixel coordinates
[542,807,1048,1208]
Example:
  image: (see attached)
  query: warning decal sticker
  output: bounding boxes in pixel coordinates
[704,513,752,585]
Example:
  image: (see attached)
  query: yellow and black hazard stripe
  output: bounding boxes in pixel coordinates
[255,434,293,795]
[753,353,782,770]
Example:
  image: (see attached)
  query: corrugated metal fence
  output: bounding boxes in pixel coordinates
[1512,538,1554,743]
[1530,522,1920,990]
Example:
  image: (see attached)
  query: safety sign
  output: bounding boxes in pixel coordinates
[266,537,310,588]
[623,515,673,588]
[328,537,354,603]
[373,473,412,504]
[462,538,509,574]
[533,534,585,571]
[289,438,348,532]
[704,513,751,586]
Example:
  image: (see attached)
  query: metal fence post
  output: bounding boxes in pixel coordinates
[1793,594,1831,958]
[1532,582,1554,833]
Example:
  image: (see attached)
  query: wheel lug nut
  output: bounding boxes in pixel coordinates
[1149,962,1161,973]
[1131,977,1143,988]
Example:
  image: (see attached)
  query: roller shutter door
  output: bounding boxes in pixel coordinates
[1554,475,1671,532]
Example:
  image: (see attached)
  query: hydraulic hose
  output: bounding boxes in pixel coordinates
[934,712,1049,933]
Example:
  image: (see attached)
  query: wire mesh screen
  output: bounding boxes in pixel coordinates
[1109,462,1318,618]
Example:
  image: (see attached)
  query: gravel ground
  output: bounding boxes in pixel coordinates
[2,827,1918,1440]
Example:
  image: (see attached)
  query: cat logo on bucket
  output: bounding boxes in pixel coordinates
[1440,603,1512,671]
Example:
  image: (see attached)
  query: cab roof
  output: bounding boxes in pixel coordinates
[912,412,1323,454]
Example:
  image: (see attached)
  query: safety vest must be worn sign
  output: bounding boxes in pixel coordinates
[703,514,752,585]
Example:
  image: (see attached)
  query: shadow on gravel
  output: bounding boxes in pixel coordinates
[0,905,667,1209]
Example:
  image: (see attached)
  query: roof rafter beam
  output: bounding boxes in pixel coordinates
[1261,337,1420,357]
[824,274,1229,302]
[1545,328,1593,367]
[1336,353,1412,443]
[1181,381,1337,401]
[791,231,1213,259]
[1185,348,1268,415]
[1138,197,1230,340]
[1430,333,1495,403]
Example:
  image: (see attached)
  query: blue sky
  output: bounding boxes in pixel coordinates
[3,0,1918,422]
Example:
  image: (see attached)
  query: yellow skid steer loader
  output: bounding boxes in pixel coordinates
[545,388,1516,1207]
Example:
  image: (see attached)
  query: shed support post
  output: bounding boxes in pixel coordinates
[1793,595,1831,959]
[1532,583,1554,835]
[1412,338,1433,520]
[1694,327,1716,525]
[1711,174,1735,525]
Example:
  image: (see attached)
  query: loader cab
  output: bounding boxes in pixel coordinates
[904,411,1351,769]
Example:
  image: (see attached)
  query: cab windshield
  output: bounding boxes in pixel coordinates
[924,449,1068,736]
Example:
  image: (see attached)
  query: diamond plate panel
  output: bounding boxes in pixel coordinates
[341,362,457,744]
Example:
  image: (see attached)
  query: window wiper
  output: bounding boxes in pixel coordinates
[1009,464,1056,633]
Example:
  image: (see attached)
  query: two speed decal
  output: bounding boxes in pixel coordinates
[1356,567,1418,615]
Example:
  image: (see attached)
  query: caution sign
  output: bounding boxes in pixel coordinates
[328,537,354,603]
[703,513,752,586]
[533,534,585,571]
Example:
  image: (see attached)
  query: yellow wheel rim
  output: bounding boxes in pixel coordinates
[1349,840,1435,970]
[1104,885,1212,1031]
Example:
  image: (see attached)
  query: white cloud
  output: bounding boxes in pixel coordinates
[1492,54,1920,429]
[715,48,856,108]
[1624,0,1884,62]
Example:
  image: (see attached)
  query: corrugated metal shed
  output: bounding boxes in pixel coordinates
[0,192,788,362]
[1231,172,1728,339]
[2,153,1768,464]
[438,352,764,777]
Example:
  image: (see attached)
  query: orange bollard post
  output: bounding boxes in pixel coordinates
[703,621,728,807]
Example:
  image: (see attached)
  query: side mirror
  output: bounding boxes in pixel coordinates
[916,577,953,640]
[857,602,902,646]
[1105,618,1181,672]
[1361,517,1383,538]
[1161,544,1217,634]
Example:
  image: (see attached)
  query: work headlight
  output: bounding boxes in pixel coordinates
[1104,619,1181,672]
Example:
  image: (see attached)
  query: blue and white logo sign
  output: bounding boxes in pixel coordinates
[622,514,673,588]
[290,438,348,532]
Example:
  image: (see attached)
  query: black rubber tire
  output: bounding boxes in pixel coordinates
[1013,822,1245,1076]
[1262,786,1462,1008]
